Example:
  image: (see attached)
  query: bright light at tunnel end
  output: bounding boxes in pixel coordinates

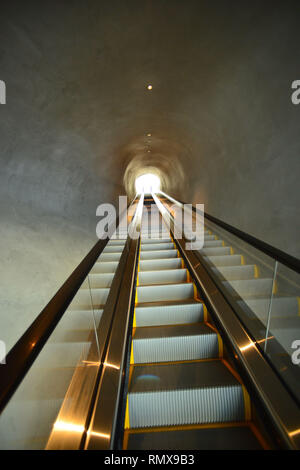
[135,173,161,194]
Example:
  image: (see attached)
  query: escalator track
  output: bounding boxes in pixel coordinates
[122,202,268,450]
[2,194,299,450]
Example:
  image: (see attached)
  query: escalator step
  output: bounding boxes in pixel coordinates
[266,316,300,355]
[125,424,263,450]
[203,240,224,248]
[204,235,217,241]
[127,361,246,428]
[137,283,195,303]
[141,238,172,244]
[88,272,115,288]
[222,278,274,298]
[103,245,125,253]
[238,296,300,318]
[138,269,187,286]
[201,247,231,256]
[141,243,174,251]
[141,232,170,239]
[98,252,122,262]
[69,288,109,309]
[204,254,243,267]
[212,265,257,281]
[140,249,178,260]
[132,323,219,363]
[106,239,127,245]
[91,261,118,274]
[135,301,205,327]
[139,258,182,271]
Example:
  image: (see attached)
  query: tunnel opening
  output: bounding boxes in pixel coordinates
[135,173,161,195]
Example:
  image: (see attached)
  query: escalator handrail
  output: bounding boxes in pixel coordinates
[160,192,300,274]
[0,199,136,414]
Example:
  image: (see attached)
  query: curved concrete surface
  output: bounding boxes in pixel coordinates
[0,0,299,350]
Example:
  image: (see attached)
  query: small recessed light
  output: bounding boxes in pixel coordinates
[147,84,153,90]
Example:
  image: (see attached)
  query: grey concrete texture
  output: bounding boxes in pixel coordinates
[0,0,299,350]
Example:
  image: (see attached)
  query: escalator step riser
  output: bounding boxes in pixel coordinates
[201,247,231,256]
[204,235,217,241]
[106,239,127,245]
[238,297,300,318]
[141,243,174,251]
[137,284,195,303]
[223,279,273,297]
[203,240,224,248]
[91,261,119,274]
[139,258,182,271]
[138,269,187,285]
[132,334,219,363]
[69,288,109,309]
[128,386,245,428]
[125,426,263,450]
[140,250,178,260]
[212,265,256,281]
[141,238,172,244]
[98,252,122,262]
[88,273,114,288]
[135,303,204,327]
[103,246,125,253]
[141,231,170,236]
[204,255,242,267]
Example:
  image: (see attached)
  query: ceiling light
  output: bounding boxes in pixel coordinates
[147,84,153,90]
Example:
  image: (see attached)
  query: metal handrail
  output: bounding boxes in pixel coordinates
[159,192,300,274]
[0,200,135,414]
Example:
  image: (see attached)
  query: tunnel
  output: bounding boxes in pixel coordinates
[0,0,299,452]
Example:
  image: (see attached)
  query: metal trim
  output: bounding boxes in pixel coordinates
[154,192,300,450]
[83,195,144,449]
[45,229,134,449]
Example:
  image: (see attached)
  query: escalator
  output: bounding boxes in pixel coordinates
[122,202,266,449]
[0,193,300,451]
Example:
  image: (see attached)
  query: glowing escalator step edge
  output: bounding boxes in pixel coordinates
[124,397,130,429]
[217,333,224,358]
[242,385,252,421]
[202,303,208,322]
[193,283,199,301]
[130,343,135,365]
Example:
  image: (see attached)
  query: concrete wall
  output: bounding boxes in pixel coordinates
[0,0,299,352]
[186,3,300,259]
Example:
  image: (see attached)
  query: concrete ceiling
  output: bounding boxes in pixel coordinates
[0,0,299,244]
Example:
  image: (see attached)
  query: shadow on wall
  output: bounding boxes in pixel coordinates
[121,135,188,199]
